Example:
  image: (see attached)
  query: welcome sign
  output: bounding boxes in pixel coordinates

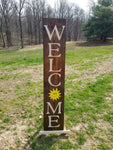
[39,18,70,134]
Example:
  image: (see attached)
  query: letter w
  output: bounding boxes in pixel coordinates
[46,102,62,114]
[44,25,65,40]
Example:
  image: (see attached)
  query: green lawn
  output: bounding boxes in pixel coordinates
[0,43,113,150]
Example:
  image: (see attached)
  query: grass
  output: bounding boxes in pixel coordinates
[0,43,113,149]
[103,112,113,125]
[76,133,86,145]
[98,143,110,150]
[0,49,43,68]
[66,45,113,65]
[58,140,76,149]
[0,73,30,80]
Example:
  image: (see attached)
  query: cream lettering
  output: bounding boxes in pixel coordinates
[48,115,60,128]
[46,102,62,114]
[44,25,65,40]
[49,58,61,72]
[48,73,61,87]
[48,43,61,57]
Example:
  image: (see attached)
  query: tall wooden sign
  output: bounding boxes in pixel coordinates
[40,18,70,134]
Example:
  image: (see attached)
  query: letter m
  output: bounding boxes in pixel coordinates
[44,25,65,40]
[46,102,62,114]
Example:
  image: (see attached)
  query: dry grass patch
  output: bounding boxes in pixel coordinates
[72,55,113,82]
[0,121,28,150]
[0,43,113,150]
[19,44,43,51]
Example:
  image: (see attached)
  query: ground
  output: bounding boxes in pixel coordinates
[0,41,113,150]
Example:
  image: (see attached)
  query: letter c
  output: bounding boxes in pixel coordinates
[48,73,61,87]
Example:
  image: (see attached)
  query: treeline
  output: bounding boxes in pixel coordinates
[83,0,113,42]
[0,0,86,49]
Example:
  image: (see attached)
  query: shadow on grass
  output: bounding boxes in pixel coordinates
[26,124,69,150]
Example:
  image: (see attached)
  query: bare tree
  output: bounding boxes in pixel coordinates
[46,5,53,18]
[0,16,5,48]
[54,0,85,41]
[54,0,68,18]
[88,0,95,17]
[0,0,13,47]
[0,0,86,49]
[66,3,74,41]
[15,0,25,49]
[27,0,47,45]
[25,6,33,45]
[0,3,5,47]
[73,5,85,41]
[27,0,39,45]
[11,6,20,46]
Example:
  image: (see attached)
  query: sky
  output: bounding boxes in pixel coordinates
[47,0,97,12]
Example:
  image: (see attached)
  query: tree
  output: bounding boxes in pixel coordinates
[66,3,74,41]
[0,3,5,47]
[83,0,113,42]
[0,0,13,47]
[15,0,25,49]
[98,0,113,7]
[0,0,86,48]
[25,6,33,45]
[54,0,68,19]
[73,5,85,41]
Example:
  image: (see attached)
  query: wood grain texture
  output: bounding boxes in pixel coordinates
[43,18,66,131]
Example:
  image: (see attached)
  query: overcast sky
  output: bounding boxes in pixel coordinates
[47,0,98,12]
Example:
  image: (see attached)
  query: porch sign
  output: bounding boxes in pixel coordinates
[40,18,70,134]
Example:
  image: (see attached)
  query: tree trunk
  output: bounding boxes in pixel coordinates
[101,35,107,42]
[103,36,107,42]
[38,22,41,44]
[1,32,5,48]
[6,30,12,47]
[74,19,79,41]
[30,22,33,45]
[4,16,12,47]
[19,13,24,49]
[0,19,5,48]
[34,17,38,45]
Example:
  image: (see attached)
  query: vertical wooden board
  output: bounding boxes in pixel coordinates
[43,18,66,131]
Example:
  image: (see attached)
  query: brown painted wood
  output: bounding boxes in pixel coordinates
[43,18,66,131]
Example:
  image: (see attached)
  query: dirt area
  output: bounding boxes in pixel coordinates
[19,44,43,51]
[0,46,113,150]
[0,121,28,150]
[70,55,113,82]
[75,39,113,47]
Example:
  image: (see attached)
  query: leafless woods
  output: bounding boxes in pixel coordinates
[0,0,86,49]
